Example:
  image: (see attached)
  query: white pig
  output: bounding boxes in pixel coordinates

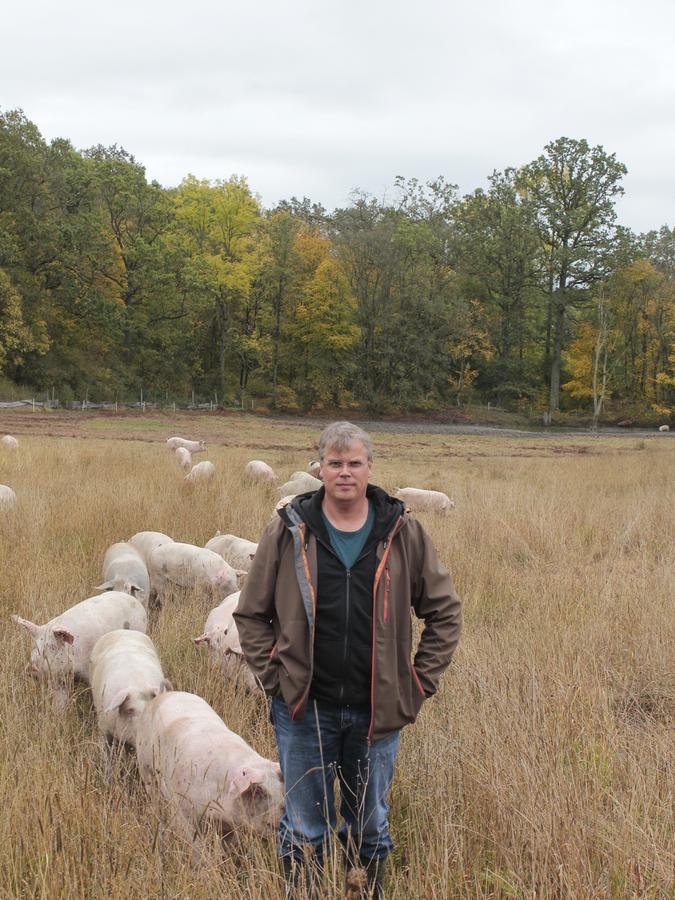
[0,485,17,508]
[1,435,19,449]
[658,424,670,432]
[394,486,455,513]
[128,531,175,568]
[185,461,215,482]
[90,630,172,746]
[278,473,322,496]
[136,691,284,856]
[273,495,296,515]
[193,592,257,691]
[204,533,257,572]
[245,460,277,483]
[148,542,241,600]
[166,437,207,453]
[175,446,192,470]
[12,591,146,710]
[96,542,150,607]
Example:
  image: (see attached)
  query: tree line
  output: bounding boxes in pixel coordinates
[1,109,672,419]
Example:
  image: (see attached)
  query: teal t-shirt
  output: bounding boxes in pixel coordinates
[321,502,375,570]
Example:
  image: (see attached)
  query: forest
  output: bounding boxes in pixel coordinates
[0,108,672,420]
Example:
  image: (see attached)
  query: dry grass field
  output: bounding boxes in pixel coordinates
[0,413,672,899]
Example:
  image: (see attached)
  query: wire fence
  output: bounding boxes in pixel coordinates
[0,396,257,411]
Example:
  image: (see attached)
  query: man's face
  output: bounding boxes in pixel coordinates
[320,440,372,504]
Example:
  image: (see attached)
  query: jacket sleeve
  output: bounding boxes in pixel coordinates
[233,517,285,695]
[408,519,462,697]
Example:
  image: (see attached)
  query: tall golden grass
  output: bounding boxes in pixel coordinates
[0,422,672,898]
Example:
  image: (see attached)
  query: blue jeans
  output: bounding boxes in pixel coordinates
[271,696,401,866]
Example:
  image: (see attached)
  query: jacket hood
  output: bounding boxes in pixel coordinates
[279,483,405,547]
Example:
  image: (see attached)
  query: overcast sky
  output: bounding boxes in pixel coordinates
[2,0,673,232]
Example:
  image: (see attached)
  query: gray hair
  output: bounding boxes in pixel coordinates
[318,421,373,462]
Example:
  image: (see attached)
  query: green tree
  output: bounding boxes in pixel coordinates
[453,169,543,403]
[173,175,260,399]
[517,138,626,413]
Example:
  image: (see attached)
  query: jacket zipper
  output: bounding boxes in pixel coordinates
[339,569,351,705]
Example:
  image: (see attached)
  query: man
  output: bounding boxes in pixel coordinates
[234,421,462,898]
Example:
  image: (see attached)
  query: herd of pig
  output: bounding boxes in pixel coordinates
[11,528,284,859]
[3,431,456,861]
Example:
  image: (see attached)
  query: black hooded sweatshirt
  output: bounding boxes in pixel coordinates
[289,483,404,709]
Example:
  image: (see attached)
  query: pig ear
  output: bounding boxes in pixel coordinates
[125,582,143,597]
[94,581,113,592]
[229,766,265,796]
[193,632,212,646]
[160,678,173,693]
[11,615,43,638]
[105,689,129,712]
[52,627,75,645]
[235,569,248,578]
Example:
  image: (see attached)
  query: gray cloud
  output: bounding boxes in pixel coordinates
[2,0,673,231]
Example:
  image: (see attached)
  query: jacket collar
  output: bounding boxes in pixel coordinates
[280,483,404,547]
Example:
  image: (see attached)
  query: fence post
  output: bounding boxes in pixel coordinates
[32,398,35,412]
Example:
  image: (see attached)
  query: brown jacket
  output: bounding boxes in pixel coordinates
[234,492,462,742]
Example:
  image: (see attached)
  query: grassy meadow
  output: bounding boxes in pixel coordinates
[0,414,672,898]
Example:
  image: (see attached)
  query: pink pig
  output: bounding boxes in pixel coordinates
[12,591,147,710]
[135,691,284,860]
[193,592,258,691]
[148,542,242,601]
[166,436,207,453]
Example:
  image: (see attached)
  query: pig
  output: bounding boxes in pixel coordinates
[278,473,322,496]
[185,461,216,483]
[193,592,257,691]
[1,435,19,449]
[90,630,172,747]
[136,691,284,858]
[658,424,670,432]
[12,591,146,710]
[166,437,207,453]
[308,460,321,478]
[204,533,257,572]
[175,446,192,470]
[394,487,455,513]
[0,485,17,508]
[245,459,277,483]
[96,542,150,608]
[128,531,175,568]
[148,542,242,600]
[273,494,296,515]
